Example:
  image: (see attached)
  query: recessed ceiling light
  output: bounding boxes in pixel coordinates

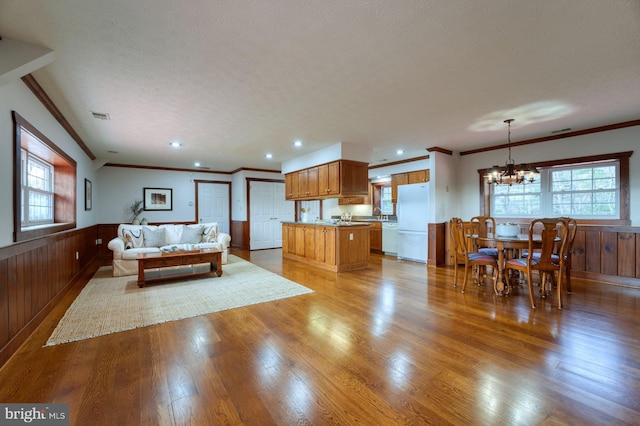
[170,142,182,148]
[265,153,273,159]
[194,162,201,167]
[396,149,404,155]
[293,140,302,147]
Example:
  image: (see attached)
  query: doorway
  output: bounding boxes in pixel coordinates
[249,180,295,250]
[196,181,231,234]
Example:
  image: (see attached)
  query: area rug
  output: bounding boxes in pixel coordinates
[45,255,313,346]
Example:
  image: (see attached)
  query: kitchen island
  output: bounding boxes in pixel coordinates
[282,221,370,272]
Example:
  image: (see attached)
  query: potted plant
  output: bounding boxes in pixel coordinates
[129,199,143,224]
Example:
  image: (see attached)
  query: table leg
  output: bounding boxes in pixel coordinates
[214,252,223,277]
[137,261,146,288]
[494,245,505,295]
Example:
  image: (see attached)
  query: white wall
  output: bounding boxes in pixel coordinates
[95,167,232,223]
[455,126,640,225]
[0,78,97,248]
[231,170,286,222]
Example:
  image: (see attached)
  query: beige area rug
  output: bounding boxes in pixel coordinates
[45,255,313,346]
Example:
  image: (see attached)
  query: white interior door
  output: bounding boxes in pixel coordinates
[250,181,294,250]
[197,182,230,234]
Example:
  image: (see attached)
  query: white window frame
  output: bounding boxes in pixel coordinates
[491,160,620,220]
[21,148,55,226]
[381,186,393,214]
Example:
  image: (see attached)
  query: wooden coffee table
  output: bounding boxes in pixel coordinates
[136,249,222,287]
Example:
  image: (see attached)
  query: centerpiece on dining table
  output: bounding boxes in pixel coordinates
[495,222,520,237]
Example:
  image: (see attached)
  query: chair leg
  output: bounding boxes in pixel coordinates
[556,268,563,310]
[462,262,469,293]
[453,263,458,288]
[565,265,572,294]
[527,270,536,309]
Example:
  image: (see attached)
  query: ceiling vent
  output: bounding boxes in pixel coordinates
[91,111,110,120]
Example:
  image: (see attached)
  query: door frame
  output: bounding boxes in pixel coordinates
[194,179,232,233]
[246,178,286,250]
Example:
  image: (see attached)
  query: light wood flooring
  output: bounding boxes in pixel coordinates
[0,249,639,425]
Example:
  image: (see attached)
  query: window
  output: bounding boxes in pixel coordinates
[380,186,393,214]
[550,163,618,217]
[492,180,541,217]
[13,111,77,242]
[489,158,624,221]
[21,149,55,226]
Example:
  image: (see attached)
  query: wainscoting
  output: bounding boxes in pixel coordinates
[446,222,640,288]
[0,226,98,366]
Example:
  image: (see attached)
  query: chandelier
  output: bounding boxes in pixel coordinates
[485,118,539,185]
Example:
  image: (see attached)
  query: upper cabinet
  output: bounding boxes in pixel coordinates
[391,169,430,203]
[285,160,369,200]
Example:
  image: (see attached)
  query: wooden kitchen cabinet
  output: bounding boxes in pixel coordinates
[298,167,319,198]
[314,226,336,265]
[285,160,368,200]
[338,179,372,205]
[285,172,300,200]
[391,173,408,203]
[318,161,341,196]
[408,169,429,183]
[391,170,429,203]
[282,222,368,271]
[369,221,382,253]
[338,196,366,205]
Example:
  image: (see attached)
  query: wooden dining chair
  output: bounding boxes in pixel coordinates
[504,218,569,309]
[469,215,499,283]
[469,216,499,258]
[528,217,577,294]
[450,217,498,293]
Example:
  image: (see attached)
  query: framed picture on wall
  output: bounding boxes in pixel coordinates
[84,178,92,211]
[143,187,173,211]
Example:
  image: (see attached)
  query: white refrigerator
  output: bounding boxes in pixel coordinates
[397,183,430,263]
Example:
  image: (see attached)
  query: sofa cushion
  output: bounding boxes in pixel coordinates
[122,228,144,249]
[162,224,183,244]
[181,225,204,243]
[194,242,222,250]
[142,227,167,247]
[202,224,218,242]
[122,247,160,260]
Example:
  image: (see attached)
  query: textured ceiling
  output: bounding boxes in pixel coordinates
[1,0,639,172]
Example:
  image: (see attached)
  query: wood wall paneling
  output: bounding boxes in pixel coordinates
[617,233,636,278]
[601,232,618,276]
[585,230,601,273]
[231,220,249,250]
[0,226,98,367]
[428,222,446,267]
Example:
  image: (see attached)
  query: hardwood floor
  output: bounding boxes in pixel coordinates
[1,249,639,425]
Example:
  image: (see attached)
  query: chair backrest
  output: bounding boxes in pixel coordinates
[470,216,496,238]
[560,217,577,260]
[528,218,569,270]
[449,217,468,261]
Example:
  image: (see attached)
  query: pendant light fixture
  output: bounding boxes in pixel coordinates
[485,119,539,185]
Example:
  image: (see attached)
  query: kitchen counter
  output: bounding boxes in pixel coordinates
[282,222,370,272]
[281,221,370,227]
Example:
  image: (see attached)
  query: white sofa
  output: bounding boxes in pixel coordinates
[107,222,231,276]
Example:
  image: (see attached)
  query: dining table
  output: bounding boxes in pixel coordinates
[470,234,543,295]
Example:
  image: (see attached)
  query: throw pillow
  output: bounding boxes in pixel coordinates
[122,228,144,249]
[181,225,204,244]
[202,224,218,243]
[142,227,167,247]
